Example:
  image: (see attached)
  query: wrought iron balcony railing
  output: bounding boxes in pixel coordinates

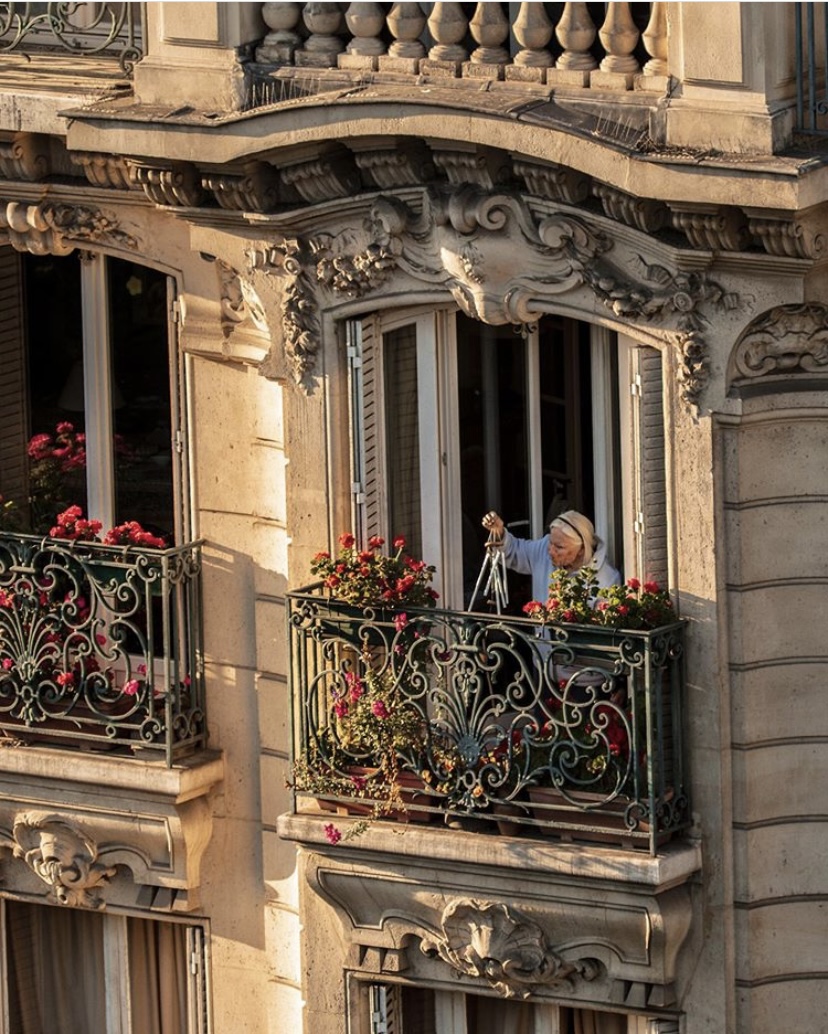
[288,586,689,855]
[0,532,205,765]
[0,3,143,74]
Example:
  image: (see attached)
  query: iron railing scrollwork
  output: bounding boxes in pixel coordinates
[288,586,690,855]
[0,3,143,73]
[795,2,828,134]
[0,531,205,765]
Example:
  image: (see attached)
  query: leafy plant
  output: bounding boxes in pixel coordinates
[311,533,438,608]
[523,569,675,630]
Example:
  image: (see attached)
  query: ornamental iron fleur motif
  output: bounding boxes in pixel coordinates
[0,200,138,255]
[728,302,828,391]
[420,899,599,999]
[254,186,741,406]
[12,813,116,909]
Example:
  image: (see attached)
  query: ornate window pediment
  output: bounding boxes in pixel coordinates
[250,184,742,410]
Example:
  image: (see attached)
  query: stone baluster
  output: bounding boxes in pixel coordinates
[598,2,640,75]
[386,3,426,58]
[340,3,387,69]
[257,2,303,64]
[512,3,554,69]
[642,1,669,77]
[555,3,597,71]
[425,2,469,69]
[295,2,345,68]
[381,2,426,73]
[548,2,595,87]
[468,3,510,73]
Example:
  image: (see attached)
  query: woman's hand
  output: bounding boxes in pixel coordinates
[482,511,505,541]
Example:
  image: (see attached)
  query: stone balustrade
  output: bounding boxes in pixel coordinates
[256,2,669,92]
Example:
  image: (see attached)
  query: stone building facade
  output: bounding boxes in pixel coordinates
[0,3,824,1033]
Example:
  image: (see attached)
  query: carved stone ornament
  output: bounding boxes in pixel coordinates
[12,813,116,909]
[70,151,137,191]
[216,259,269,338]
[129,160,208,208]
[420,899,599,999]
[252,185,740,404]
[0,200,138,255]
[0,132,50,182]
[728,302,828,391]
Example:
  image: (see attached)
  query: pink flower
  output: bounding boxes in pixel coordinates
[138,664,147,675]
[56,672,75,688]
[368,535,384,549]
[323,823,342,845]
[95,634,108,647]
[371,700,389,719]
[1,658,13,670]
[334,700,349,718]
[643,581,661,594]
[339,533,356,549]
[394,612,409,632]
[122,679,141,696]
[627,578,641,590]
[393,536,406,549]
[522,601,543,616]
[351,775,367,792]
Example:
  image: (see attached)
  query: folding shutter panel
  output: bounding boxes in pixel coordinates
[0,249,28,511]
[631,347,668,586]
[348,315,385,544]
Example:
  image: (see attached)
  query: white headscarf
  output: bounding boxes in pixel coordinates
[550,510,596,567]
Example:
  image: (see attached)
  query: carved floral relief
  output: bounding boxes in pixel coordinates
[728,302,828,392]
[252,184,742,408]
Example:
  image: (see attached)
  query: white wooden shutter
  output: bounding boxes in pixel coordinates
[630,346,668,586]
[0,249,28,513]
[348,315,386,544]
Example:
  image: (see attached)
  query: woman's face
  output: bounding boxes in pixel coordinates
[548,527,584,570]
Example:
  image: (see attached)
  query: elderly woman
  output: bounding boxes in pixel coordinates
[481,508,620,602]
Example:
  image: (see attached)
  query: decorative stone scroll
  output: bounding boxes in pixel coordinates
[420,899,598,999]
[728,302,828,393]
[252,184,740,407]
[0,200,138,255]
[0,132,50,182]
[11,813,116,909]
[216,259,269,339]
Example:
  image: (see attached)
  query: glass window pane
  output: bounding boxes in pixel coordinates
[108,258,175,541]
[24,253,88,532]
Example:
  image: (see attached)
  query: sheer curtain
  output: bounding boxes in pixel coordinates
[128,916,188,1034]
[5,901,189,1034]
[6,900,106,1034]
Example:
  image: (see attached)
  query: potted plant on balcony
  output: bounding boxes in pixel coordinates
[520,571,680,847]
[291,657,434,838]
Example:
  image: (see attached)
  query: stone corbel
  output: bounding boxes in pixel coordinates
[70,151,137,191]
[512,159,591,206]
[727,302,828,395]
[743,208,825,260]
[0,132,50,182]
[129,159,208,207]
[278,151,361,204]
[594,183,669,234]
[202,161,280,213]
[0,200,138,255]
[668,202,752,252]
[430,144,512,190]
[350,139,435,189]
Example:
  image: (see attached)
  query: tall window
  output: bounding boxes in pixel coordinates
[2,900,208,1034]
[348,309,649,612]
[0,248,186,542]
